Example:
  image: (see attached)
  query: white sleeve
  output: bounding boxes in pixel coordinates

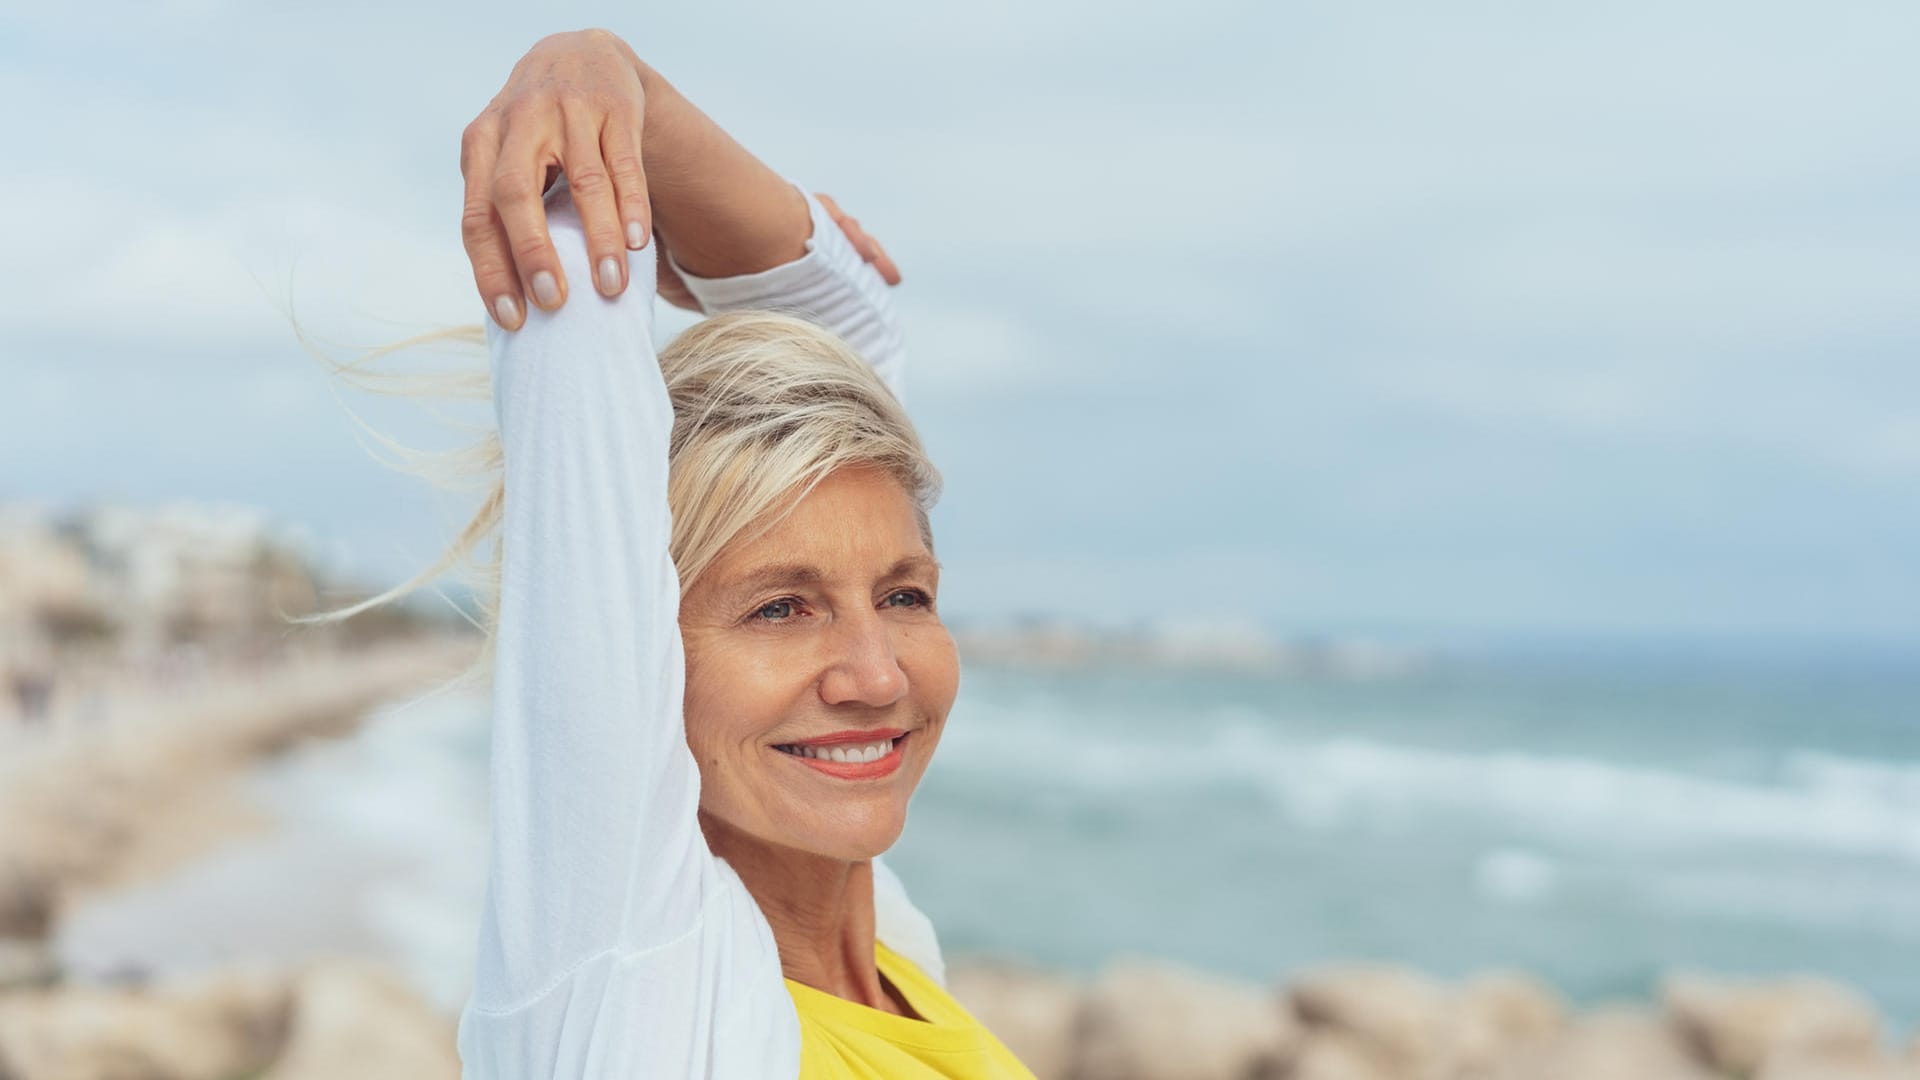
[668,187,907,402]
[456,176,799,1079]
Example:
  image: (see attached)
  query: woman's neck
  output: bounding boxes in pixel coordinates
[698,812,913,1017]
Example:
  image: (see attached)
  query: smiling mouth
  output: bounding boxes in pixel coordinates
[771,731,910,779]
[773,735,902,763]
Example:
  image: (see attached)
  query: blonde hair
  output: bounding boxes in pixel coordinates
[312,310,939,667]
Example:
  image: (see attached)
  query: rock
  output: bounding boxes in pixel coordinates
[1287,1029,1403,1080]
[947,956,1082,1080]
[0,967,290,1080]
[1451,970,1569,1073]
[1074,957,1299,1080]
[266,960,458,1080]
[1289,963,1452,1075]
[1488,1005,1717,1080]
[1456,970,1567,1044]
[1663,972,1883,1074]
[1757,1051,1920,1080]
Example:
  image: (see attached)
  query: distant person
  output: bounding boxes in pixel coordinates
[10,669,53,727]
[7,643,55,728]
[345,28,1029,1079]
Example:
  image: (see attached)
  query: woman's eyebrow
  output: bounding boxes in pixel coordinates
[725,563,826,602]
[723,554,941,603]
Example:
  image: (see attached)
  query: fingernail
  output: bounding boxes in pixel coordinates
[626,221,645,249]
[492,294,521,327]
[597,256,622,295]
[531,271,561,308]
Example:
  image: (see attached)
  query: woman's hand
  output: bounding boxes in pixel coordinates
[814,194,902,286]
[460,29,651,330]
[653,192,903,312]
[461,29,906,328]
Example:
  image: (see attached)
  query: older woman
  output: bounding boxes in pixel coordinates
[433,27,1032,1079]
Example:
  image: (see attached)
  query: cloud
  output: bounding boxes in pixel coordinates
[5,0,1918,640]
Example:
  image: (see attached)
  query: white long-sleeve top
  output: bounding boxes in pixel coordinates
[456,176,944,1079]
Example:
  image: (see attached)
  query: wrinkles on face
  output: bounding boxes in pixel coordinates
[678,465,959,863]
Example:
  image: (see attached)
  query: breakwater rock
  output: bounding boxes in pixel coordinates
[0,960,457,1080]
[949,956,1920,1080]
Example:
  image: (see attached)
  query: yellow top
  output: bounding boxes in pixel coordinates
[786,943,1036,1079]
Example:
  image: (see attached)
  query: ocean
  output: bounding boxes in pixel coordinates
[83,642,1918,1033]
[889,647,1920,1032]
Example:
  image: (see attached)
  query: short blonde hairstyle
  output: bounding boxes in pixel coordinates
[314,310,939,664]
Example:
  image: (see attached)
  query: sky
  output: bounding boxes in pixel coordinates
[3,0,1917,645]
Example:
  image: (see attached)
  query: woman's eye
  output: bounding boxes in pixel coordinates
[753,592,926,622]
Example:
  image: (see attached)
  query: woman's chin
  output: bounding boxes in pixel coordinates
[792,813,907,863]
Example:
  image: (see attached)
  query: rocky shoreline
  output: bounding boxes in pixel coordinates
[948,955,1920,1079]
[3,949,1914,1079]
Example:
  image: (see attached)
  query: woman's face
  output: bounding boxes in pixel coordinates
[679,465,959,862]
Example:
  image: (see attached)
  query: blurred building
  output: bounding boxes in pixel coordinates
[0,504,319,667]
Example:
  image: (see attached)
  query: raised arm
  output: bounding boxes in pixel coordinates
[465,176,818,1077]
[462,180,704,1049]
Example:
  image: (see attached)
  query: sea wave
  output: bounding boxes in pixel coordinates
[935,699,1920,863]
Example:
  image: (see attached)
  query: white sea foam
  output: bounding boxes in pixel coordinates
[936,699,1920,864]
[1474,847,1559,905]
[252,688,490,1010]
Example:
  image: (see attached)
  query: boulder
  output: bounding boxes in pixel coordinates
[1287,1029,1403,1080]
[0,968,289,1080]
[1663,972,1883,1074]
[1289,963,1453,1075]
[1075,957,1299,1080]
[266,960,458,1080]
[1450,969,1569,1073]
[1488,1005,1717,1080]
[1757,1052,1920,1080]
[947,956,1082,1080]
[1456,970,1567,1044]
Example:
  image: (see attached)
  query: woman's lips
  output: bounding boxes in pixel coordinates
[772,731,909,780]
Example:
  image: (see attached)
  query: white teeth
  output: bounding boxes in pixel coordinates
[784,738,897,764]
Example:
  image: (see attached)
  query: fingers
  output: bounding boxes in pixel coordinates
[493,116,567,315]
[838,214,902,285]
[460,31,654,327]
[558,102,632,299]
[602,107,652,255]
[814,192,903,286]
[461,113,527,330]
[864,235,903,286]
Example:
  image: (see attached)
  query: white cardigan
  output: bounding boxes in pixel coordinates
[455,176,944,1078]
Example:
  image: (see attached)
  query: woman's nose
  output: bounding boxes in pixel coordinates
[818,612,909,708]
